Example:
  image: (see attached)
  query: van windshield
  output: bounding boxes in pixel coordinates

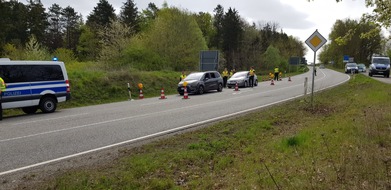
[373,58,390,65]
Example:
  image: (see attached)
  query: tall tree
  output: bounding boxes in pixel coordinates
[119,0,140,32]
[46,3,63,52]
[211,4,224,49]
[1,1,29,47]
[193,12,215,48]
[86,0,116,29]
[139,2,159,30]
[143,7,207,71]
[62,6,81,51]
[27,0,48,43]
[319,18,382,67]
[221,7,243,69]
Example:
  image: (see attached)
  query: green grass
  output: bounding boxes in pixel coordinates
[12,73,391,189]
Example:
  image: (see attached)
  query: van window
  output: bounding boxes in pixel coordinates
[0,65,64,83]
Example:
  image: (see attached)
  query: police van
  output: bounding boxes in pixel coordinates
[0,59,70,114]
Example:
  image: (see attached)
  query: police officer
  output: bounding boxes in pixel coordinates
[179,71,186,81]
[0,76,6,121]
[274,66,279,81]
[249,66,255,88]
[229,68,236,78]
[222,68,229,88]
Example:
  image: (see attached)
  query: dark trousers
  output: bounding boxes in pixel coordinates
[274,72,279,81]
[249,76,254,87]
[223,76,228,87]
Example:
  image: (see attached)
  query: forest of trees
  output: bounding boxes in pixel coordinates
[0,0,327,72]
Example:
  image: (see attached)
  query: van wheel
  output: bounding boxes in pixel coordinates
[40,97,57,113]
[22,106,38,114]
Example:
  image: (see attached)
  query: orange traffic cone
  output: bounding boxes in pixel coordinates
[234,82,240,91]
[139,89,144,99]
[159,88,167,99]
[183,87,189,99]
[288,76,292,82]
[270,79,275,85]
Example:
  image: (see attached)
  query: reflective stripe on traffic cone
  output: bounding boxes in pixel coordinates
[159,88,167,99]
[183,87,189,99]
[139,89,144,99]
[270,79,275,85]
[234,82,240,91]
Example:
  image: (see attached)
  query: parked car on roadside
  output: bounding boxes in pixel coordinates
[227,71,258,88]
[357,63,366,72]
[345,63,359,74]
[177,71,223,95]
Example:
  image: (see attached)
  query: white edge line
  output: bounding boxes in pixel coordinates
[0,75,350,176]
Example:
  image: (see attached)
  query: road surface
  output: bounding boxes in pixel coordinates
[0,68,349,178]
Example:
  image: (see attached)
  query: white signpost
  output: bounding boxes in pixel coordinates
[305,29,327,107]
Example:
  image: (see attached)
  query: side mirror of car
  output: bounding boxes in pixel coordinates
[204,78,209,81]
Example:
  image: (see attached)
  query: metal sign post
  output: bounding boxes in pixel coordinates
[305,29,327,108]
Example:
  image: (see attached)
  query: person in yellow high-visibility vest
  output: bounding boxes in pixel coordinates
[0,76,6,121]
[179,71,186,82]
[274,66,279,81]
[222,68,229,88]
[249,66,255,88]
[229,68,236,78]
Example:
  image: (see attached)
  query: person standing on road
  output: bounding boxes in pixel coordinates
[230,68,236,78]
[222,68,229,88]
[0,76,6,121]
[274,66,279,81]
[179,71,186,81]
[249,66,255,88]
[314,67,317,76]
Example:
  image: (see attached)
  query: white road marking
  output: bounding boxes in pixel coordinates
[12,113,89,125]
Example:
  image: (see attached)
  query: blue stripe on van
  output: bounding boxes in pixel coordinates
[31,86,67,94]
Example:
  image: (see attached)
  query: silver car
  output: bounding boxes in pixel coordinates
[227,71,258,88]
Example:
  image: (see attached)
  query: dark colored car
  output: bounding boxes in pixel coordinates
[227,71,258,88]
[177,71,223,95]
[345,63,359,74]
[357,63,366,72]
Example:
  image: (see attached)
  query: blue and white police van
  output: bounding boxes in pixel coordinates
[0,58,71,114]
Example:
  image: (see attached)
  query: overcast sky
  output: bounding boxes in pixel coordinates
[40,0,373,62]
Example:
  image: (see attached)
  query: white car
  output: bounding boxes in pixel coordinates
[227,71,258,88]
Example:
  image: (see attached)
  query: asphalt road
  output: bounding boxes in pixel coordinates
[360,70,391,84]
[0,68,349,176]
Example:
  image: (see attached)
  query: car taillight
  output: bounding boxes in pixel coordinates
[66,80,70,93]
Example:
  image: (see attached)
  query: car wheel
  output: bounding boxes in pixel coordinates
[217,83,223,92]
[22,106,38,114]
[198,85,204,95]
[369,72,372,77]
[254,80,258,86]
[40,97,57,113]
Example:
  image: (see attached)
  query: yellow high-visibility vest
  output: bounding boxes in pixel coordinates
[180,75,186,80]
[0,77,6,92]
[222,70,229,77]
[249,69,255,76]
[274,67,279,73]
